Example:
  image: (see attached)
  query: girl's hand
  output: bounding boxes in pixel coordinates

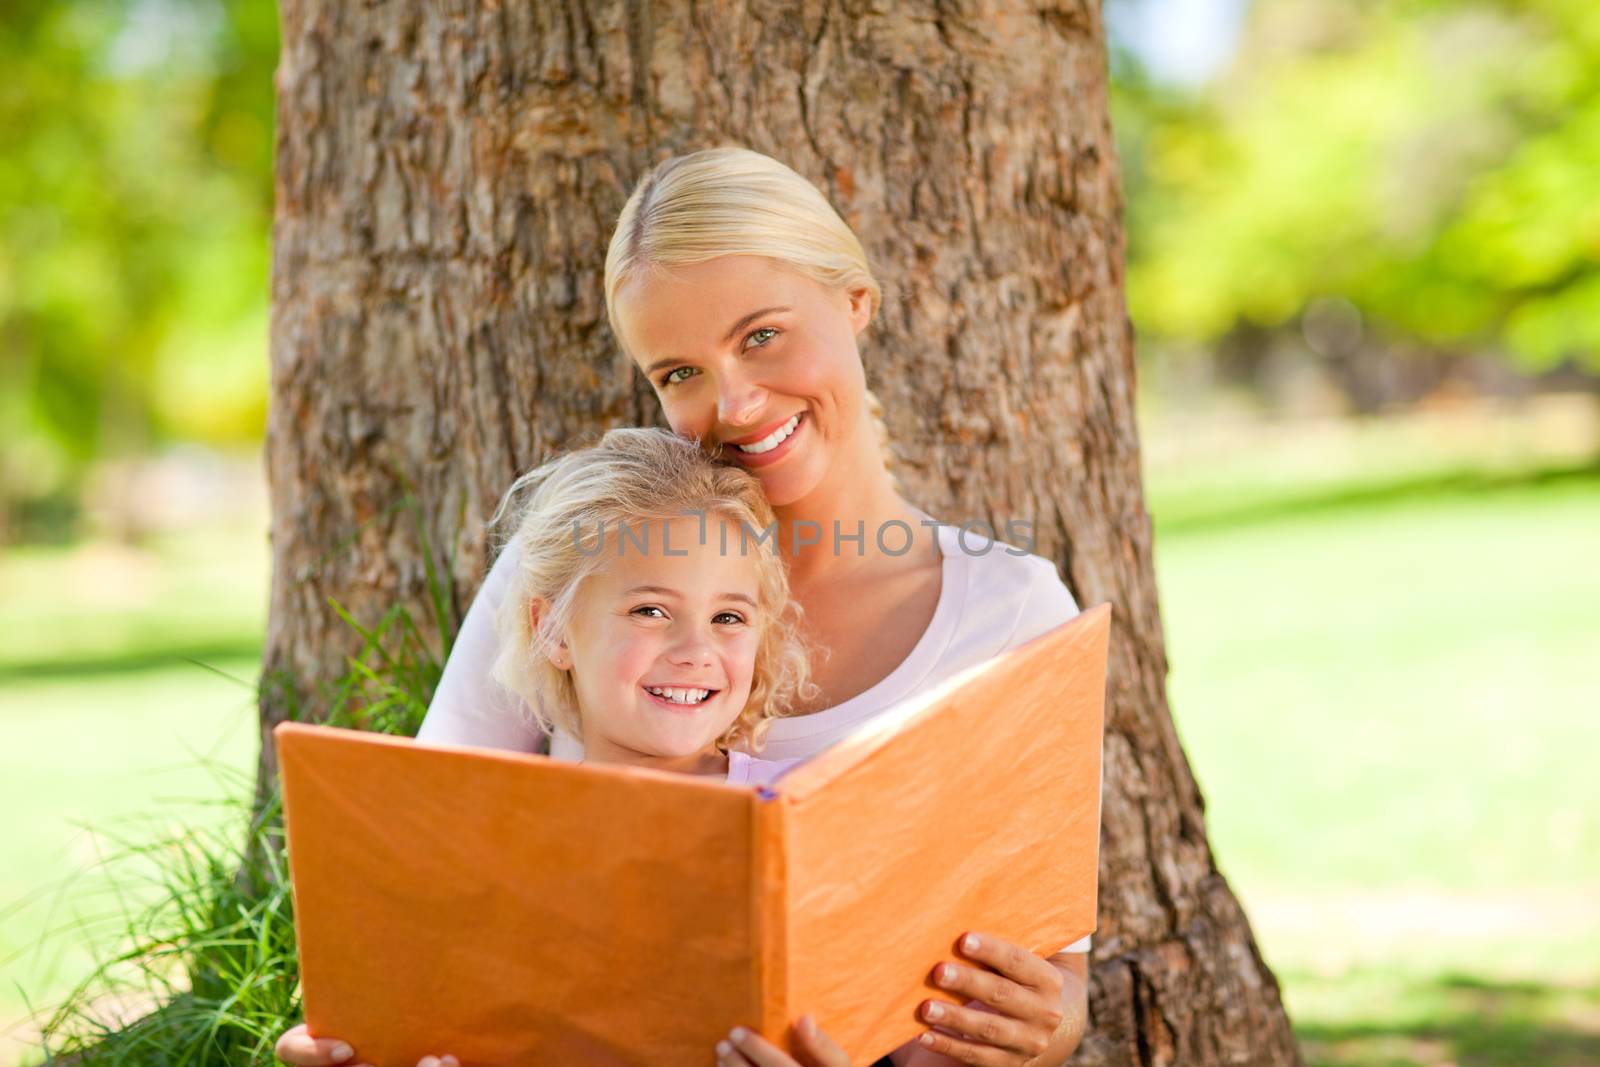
[716,1014,853,1067]
[911,932,1068,1066]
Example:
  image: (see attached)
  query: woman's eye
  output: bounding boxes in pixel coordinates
[660,366,696,387]
[744,327,778,349]
[713,611,747,625]
[632,605,667,619]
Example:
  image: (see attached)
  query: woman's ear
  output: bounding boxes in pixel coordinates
[846,284,873,336]
[528,597,573,671]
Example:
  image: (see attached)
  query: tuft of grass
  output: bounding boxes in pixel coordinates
[35,793,298,1066]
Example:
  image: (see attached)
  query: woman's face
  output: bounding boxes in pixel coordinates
[549,516,764,767]
[612,256,874,509]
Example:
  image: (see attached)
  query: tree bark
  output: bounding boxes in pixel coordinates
[265,1,1302,1063]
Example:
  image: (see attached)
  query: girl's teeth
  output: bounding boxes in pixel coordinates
[735,414,800,454]
[647,686,710,704]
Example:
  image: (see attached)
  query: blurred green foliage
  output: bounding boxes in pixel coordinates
[0,0,277,535]
[3,0,1597,536]
[1116,0,1600,369]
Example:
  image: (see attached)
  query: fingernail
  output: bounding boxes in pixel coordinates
[799,1014,817,1038]
[925,1002,945,1020]
[442,1059,459,1067]
[963,934,980,952]
[332,1044,354,1062]
[920,1033,936,1046]
[941,964,958,985]
[730,1026,748,1042]
[717,1039,732,1056]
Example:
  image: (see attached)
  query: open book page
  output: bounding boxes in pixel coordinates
[767,604,1109,1061]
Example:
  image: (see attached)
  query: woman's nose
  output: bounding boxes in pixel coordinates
[717,371,768,427]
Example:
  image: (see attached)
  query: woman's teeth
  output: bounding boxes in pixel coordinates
[644,686,713,705]
[734,413,801,454]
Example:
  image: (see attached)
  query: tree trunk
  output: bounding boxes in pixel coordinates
[265,1,1302,1063]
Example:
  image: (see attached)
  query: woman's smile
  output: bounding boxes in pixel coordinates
[723,411,806,468]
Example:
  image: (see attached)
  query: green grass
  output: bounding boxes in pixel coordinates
[0,527,266,680]
[0,522,268,1063]
[1155,470,1600,895]
[0,661,260,1059]
[1289,969,1600,1067]
[1148,434,1600,1064]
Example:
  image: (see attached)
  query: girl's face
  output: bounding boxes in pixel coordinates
[612,256,874,509]
[547,516,765,770]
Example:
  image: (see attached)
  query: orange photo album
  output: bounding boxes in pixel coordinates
[275,602,1110,1066]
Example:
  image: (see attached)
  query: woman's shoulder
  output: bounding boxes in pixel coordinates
[935,520,1079,652]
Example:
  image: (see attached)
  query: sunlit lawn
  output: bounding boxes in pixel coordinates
[1147,405,1600,1066]
[0,525,267,1061]
[2,407,1597,1066]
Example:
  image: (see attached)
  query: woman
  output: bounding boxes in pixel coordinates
[277,147,1091,1067]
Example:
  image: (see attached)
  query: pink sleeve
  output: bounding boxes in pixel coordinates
[415,542,545,753]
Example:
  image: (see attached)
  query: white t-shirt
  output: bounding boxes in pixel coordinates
[417,518,1093,952]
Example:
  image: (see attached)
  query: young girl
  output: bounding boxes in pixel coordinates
[489,424,813,785]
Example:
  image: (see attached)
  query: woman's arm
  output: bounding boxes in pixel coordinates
[414,541,544,752]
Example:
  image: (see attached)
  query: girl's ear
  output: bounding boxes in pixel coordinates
[529,597,573,671]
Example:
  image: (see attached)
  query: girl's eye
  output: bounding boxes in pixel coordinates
[632,605,667,619]
[660,366,697,387]
[744,327,779,349]
[713,611,747,625]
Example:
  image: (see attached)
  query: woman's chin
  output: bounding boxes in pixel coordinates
[748,461,821,510]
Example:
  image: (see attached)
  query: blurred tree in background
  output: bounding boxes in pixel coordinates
[2,0,1595,541]
[1115,0,1600,407]
[0,0,277,539]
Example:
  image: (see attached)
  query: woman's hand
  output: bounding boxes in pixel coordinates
[273,1024,367,1067]
[274,1024,460,1067]
[909,932,1082,1066]
[716,1014,853,1067]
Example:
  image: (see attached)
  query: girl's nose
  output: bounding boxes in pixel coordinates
[666,627,716,669]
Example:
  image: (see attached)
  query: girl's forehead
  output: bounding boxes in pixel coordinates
[584,516,767,590]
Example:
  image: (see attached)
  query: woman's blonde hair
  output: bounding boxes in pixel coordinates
[604,146,895,478]
[490,427,812,754]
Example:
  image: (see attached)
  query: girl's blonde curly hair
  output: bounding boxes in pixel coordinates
[490,427,814,755]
